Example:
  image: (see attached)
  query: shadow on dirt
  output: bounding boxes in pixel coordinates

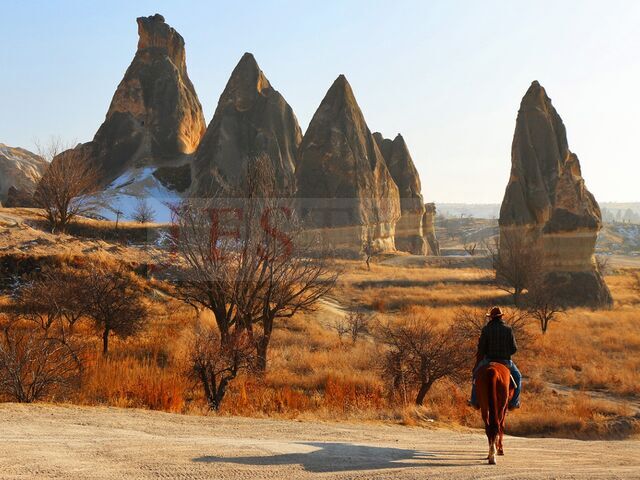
[193,442,481,472]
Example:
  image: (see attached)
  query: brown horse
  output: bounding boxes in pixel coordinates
[475,362,514,464]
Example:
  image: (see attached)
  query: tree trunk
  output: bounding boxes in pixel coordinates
[256,336,269,373]
[102,328,110,355]
[513,289,522,307]
[415,381,433,405]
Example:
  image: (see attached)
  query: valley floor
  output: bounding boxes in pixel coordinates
[0,403,638,480]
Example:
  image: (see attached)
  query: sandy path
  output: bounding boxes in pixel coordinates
[0,404,638,479]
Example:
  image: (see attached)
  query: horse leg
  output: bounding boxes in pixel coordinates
[497,408,506,455]
[488,440,497,465]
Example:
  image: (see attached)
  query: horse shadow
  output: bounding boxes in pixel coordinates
[193,442,480,473]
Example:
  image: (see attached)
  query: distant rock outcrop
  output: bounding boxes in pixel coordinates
[373,133,431,255]
[499,81,612,307]
[192,53,302,196]
[0,144,47,205]
[67,14,206,186]
[423,203,440,256]
[296,75,401,254]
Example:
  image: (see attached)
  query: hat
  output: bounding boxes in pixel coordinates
[486,306,504,319]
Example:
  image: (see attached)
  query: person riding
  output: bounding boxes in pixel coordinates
[469,306,521,410]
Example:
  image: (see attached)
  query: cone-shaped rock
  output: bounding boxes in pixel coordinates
[499,81,612,307]
[68,14,206,185]
[0,144,47,206]
[373,132,432,255]
[192,53,302,196]
[297,76,401,254]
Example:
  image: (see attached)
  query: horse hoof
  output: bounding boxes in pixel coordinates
[498,450,504,456]
[488,457,497,465]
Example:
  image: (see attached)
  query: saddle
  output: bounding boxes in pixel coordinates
[474,360,517,390]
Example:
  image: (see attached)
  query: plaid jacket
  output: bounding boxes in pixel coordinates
[477,318,517,361]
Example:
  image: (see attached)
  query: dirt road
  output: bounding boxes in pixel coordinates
[1,404,638,479]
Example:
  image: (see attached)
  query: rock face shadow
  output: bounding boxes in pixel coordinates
[193,442,465,473]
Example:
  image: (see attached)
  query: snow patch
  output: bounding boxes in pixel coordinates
[90,168,182,223]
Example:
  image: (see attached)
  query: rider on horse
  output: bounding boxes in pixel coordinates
[469,306,521,410]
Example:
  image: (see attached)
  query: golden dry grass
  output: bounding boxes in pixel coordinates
[2,252,638,440]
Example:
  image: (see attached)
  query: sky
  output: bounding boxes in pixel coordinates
[1,0,639,203]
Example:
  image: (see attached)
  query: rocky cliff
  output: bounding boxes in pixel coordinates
[68,14,206,186]
[192,53,302,196]
[0,144,47,205]
[499,81,612,307]
[296,75,401,254]
[373,133,430,255]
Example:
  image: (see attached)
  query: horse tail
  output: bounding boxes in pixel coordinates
[486,368,500,440]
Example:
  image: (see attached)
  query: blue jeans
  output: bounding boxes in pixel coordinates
[470,359,521,408]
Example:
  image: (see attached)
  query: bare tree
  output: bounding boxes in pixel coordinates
[33,140,99,233]
[189,325,254,411]
[527,281,565,334]
[172,154,338,372]
[362,227,375,270]
[132,198,156,224]
[79,263,149,355]
[345,309,373,344]
[331,309,373,344]
[451,307,531,356]
[463,242,478,256]
[595,255,611,276]
[16,267,85,333]
[488,229,544,306]
[376,318,467,405]
[0,316,82,402]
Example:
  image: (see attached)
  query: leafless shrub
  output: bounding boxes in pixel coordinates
[333,309,373,344]
[527,281,566,334]
[487,229,544,306]
[595,255,611,276]
[78,263,149,355]
[451,307,531,364]
[172,154,338,372]
[189,325,254,411]
[362,228,375,270]
[0,316,82,402]
[33,140,99,233]
[16,267,85,333]
[463,242,478,256]
[375,318,467,405]
[131,198,156,224]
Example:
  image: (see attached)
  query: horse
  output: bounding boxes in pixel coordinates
[475,361,514,465]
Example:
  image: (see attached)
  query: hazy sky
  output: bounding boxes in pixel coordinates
[1,0,639,203]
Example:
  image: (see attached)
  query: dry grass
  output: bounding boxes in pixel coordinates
[1,250,638,440]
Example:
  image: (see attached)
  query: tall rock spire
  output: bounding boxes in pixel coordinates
[373,132,434,255]
[192,52,302,196]
[297,75,401,254]
[65,14,206,185]
[499,81,612,307]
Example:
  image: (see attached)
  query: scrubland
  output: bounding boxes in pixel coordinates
[5,258,635,440]
[1,211,638,440]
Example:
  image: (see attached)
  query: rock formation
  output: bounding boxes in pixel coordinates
[0,144,47,205]
[373,132,432,255]
[67,14,206,186]
[191,53,302,196]
[423,203,440,256]
[499,81,612,307]
[296,75,401,254]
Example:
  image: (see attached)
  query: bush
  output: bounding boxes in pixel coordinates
[0,316,82,402]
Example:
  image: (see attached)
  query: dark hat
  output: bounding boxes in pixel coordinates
[486,306,504,319]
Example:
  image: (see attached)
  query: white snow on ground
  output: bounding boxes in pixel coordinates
[90,168,182,223]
